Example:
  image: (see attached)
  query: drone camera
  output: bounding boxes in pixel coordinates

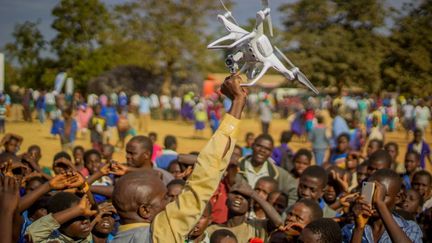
[225,56,234,66]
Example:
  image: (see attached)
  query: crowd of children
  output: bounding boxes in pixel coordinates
[0,76,432,243]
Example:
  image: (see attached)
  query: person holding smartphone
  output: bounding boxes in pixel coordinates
[341,169,423,243]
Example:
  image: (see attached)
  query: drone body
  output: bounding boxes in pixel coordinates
[208,0,319,94]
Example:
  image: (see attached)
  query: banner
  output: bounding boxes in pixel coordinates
[54,72,67,94]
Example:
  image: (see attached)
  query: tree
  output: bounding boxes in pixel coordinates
[279,0,388,94]
[5,21,46,87]
[381,1,432,96]
[50,0,111,87]
[114,0,229,94]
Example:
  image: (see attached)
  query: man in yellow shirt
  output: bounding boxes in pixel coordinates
[111,74,247,243]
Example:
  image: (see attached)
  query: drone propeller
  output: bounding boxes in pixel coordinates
[261,0,273,37]
[219,0,239,25]
[274,46,319,94]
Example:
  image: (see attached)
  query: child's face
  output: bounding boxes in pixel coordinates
[268,192,287,215]
[367,142,380,157]
[227,192,249,214]
[246,134,254,147]
[412,175,432,198]
[26,179,43,193]
[94,214,115,235]
[62,215,92,239]
[168,163,183,180]
[85,154,102,175]
[405,154,419,173]
[73,150,84,165]
[29,149,41,163]
[385,145,398,161]
[5,138,19,153]
[294,155,311,176]
[254,180,275,201]
[324,184,337,204]
[357,165,368,185]
[298,175,324,202]
[337,137,349,152]
[285,203,313,227]
[102,147,113,160]
[346,156,359,170]
[167,184,184,202]
[402,190,421,214]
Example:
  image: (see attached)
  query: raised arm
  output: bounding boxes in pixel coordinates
[152,74,247,242]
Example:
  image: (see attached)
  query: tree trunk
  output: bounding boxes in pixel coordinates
[161,61,174,95]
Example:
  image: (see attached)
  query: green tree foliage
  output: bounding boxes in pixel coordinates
[279,0,388,93]
[5,21,46,87]
[381,1,432,96]
[114,0,227,94]
[50,0,111,87]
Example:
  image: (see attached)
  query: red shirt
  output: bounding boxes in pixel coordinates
[210,181,229,224]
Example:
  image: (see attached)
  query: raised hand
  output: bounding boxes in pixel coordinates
[352,196,372,229]
[49,173,70,190]
[220,74,247,101]
[109,163,128,176]
[77,195,97,217]
[339,192,359,213]
[280,222,304,236]
[99,163,111,176]
[65,172,85,188]
[331,170,350,193]
[372,181,386,206]
[230,179,254,197]
[0,176,20,212]
[54,157,76,172]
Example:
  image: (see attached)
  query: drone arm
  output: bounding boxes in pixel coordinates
[208,32,255,49]
[240,62,271,87]
[207,33,240,49]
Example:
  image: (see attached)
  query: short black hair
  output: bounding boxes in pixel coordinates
[234,144,243,156]
[413,170,432,185]
[167,179,186,188]
[301,166,328,187]
[47,192,80,214]
[53,151,72,163]
[129,136,153,157]
[405,151,420,161]
[210,229,238,243]
[164,135,177,149]
[254,134,274,146]
[255,176,278,191]
[369,168,402,191]
[245,132,254,139]
[293,149,312,162]
[297,198,323,221]
[337,133,350,142]
[83,149,101,166]
[304,218,341,243]
[384,142,398,152]
[369,150,392,168]
[73,145,85,154]
[28,195,50,218]
[369,139,384,149]
[27,145,41,153]
[280,131,293,144]
[149,132,157,138]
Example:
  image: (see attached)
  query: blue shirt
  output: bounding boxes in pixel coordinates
[139,97,151,114]
[155,149,178,170]
[342,213,423,243]
[101,106,119,127]
[332,115,349,147]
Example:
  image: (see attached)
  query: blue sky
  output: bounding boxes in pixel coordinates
[0,0,410,51]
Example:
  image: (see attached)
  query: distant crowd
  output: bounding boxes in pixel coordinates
[0,79,431,242]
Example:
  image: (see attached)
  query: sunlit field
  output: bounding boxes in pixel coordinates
[7,117,432,174]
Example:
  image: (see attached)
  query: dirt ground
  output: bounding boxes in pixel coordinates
[7,118,432,173]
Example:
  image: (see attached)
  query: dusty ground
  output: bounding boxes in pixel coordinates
[6,118,432,173]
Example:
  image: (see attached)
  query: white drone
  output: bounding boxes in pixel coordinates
[208,0,319,94]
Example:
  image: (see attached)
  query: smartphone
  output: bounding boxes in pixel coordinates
[361,181,375,204]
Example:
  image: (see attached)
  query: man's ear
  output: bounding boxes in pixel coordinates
[138,204,151,220]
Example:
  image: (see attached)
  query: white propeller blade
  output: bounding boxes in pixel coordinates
[261,0,273,37]
[274,46,295,68]
[219,0,239,25]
